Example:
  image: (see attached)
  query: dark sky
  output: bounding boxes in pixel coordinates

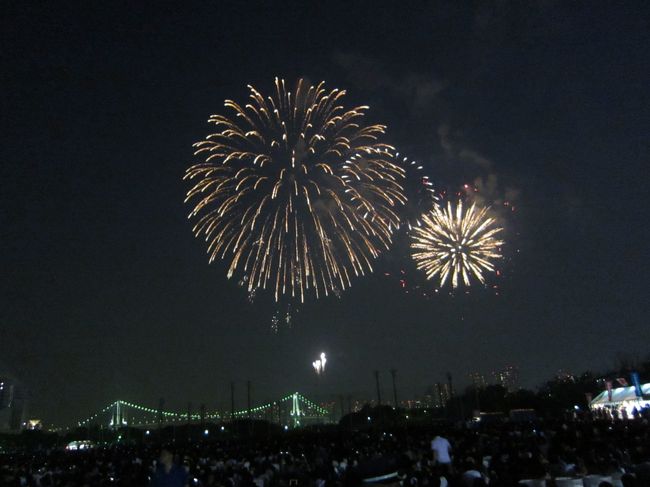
[2,1,649,426]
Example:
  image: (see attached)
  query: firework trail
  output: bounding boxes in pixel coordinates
[410,200,503,288]
[400,154,438,230]
[185,78,406,301]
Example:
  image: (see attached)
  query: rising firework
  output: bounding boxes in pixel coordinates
[410,201,504,288]
[313,352,327,375]
[185,78,406,301]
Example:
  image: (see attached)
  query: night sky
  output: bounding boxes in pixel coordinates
[2,2,649,426]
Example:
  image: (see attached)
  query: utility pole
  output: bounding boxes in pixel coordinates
[247,380,251,419]
[247,380,252,436]
[213,384,218,425]
[390,368,398,409]
[157,398,164,432]
[447,371,461,419]
[374,370,382,405]
[230,382,235,422]
[187,401,192,442]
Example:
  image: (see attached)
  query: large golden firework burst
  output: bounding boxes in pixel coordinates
[185,78,406,301]
[410,200,504,288]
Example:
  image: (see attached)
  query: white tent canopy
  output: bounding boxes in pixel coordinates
[590,383,650,411]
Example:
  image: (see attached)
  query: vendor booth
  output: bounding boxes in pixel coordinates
[590,382,650,417]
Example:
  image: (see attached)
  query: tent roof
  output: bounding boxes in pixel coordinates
[590,383,650,406]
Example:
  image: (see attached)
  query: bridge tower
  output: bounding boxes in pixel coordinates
[289,392,303,427]
[109,401,127,430]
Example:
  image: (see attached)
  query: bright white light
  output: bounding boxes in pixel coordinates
[313,352,327,375]
[204,429,209,435]
[145,430,150,435]
[220,426,225,431]
[284,425,289,430]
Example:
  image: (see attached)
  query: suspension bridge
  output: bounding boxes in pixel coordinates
[75,392,330,429]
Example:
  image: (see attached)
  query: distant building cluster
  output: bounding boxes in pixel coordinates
[556,369,576,382]
[492,365,519,392]
[466,366,520,392]
[469,371,488,389]
[423,382,452,408]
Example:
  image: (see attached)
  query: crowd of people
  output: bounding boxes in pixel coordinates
[1,414,650,487]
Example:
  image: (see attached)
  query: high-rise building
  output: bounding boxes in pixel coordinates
[0,377,26,432]
[469,371,488,389]
[431,382,451,408]
[492,366,519,392]
[0,379,10,408]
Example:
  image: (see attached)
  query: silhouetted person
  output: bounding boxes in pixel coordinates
[151,448,188,487]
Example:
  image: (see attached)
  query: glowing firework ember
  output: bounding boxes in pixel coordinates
[185,78,406,301]
[410,201,504,288]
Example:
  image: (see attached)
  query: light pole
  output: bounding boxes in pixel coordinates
[390,369,398,408]
[374,370,382,405]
